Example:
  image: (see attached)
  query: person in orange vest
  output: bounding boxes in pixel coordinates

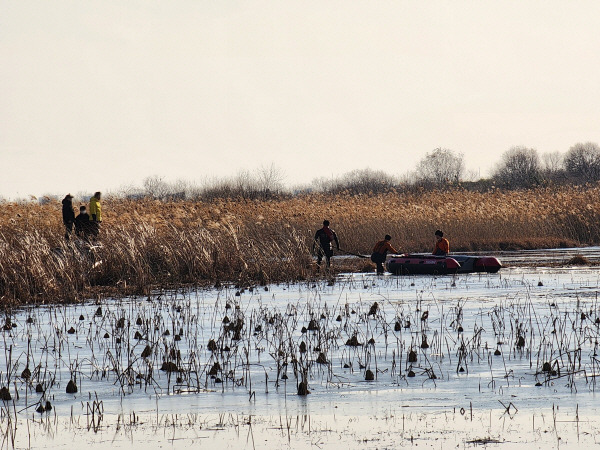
[371,235,398,274]
[432,230,449,256]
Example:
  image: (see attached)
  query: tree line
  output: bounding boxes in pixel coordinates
[24,142,600,204]
[413,142,600,190]
[127,141,600,200]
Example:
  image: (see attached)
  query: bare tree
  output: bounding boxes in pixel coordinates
[116,184,144,200]
[233,170,255,198]
[143,175,171,200]
[541,151,564,173]
[493,146,541,188]
[415,148,465,186]
[539,151,566,184]
[542,151,563,172]
[564,142,600,182]
[256,164,285,198]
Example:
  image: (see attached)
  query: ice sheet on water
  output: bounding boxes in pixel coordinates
[2,264,600,447]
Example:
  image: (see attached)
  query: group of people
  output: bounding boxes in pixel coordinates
[61,192,102,240]
[313,220,450,274]
[63,200,447,273]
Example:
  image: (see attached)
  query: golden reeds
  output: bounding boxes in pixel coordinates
[1,185,600,304]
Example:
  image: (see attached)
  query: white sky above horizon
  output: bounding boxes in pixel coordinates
[2,1,600,199]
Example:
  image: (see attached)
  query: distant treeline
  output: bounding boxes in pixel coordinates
[125,141,600,201]
[13,141,600,204]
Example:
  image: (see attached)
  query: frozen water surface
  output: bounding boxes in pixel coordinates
[2,250,600,448]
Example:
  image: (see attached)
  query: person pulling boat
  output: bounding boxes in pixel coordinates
[371,235,399,274]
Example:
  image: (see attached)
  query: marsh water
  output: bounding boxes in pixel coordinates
[3,248,600,449]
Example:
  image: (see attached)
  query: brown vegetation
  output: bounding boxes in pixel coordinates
[1,185,600,305]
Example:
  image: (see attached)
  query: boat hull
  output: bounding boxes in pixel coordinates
[386,254,502,275]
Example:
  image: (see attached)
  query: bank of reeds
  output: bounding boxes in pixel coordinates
[1,185,600,304]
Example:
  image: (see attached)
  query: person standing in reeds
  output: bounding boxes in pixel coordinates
[89,192,102,237]
[432,230,449,256]
[75,205,91,239]
[371,235,398,274]
[61,194,75,240]
[313,220,340,267]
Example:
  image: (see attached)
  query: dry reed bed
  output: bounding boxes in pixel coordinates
[1,185,600,304]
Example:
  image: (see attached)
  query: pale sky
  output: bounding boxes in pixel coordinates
[2,1,600,199]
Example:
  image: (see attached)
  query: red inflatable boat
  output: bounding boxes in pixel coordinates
[386,254,502,275]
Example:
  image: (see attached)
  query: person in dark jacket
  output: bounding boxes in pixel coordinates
[62,194,75,240]
[371,235,398,274]
[75,206,91,239]
[313,220,340,267]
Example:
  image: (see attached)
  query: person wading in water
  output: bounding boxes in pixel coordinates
[313,220,340,267]
[371,235,398,274]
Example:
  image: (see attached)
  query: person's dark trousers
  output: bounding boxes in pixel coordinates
[371,253,385,274]
[317,247,333,267]
[64,222,73,240]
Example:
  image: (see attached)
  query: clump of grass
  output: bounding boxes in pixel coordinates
[566,254,590,265]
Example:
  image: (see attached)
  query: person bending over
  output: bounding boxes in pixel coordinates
[371,235,398,274]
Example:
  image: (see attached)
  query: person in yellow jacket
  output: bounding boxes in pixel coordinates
[89,192,102,236]
[371,235,398,274]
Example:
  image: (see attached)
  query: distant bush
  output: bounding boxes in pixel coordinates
[493,146,541,188]
[567,254,590,265]
[311,168,399,195]
[414,148,465,187]
[200,166,288,201]
[135,166,287,201]
[564,142,600,183]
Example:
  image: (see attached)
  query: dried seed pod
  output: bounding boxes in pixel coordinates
[316,353,328,364]
[207,339,218,351]
[208,362,221,376]
[160,362,178,372]
[0,387,11,401]
[21,367,31,380]
[368,302,379,316]
[66,380,77,394]
[141,345,152,358]
[345,335,361,347]
[297,382,310,396]
[408,350,417,362]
